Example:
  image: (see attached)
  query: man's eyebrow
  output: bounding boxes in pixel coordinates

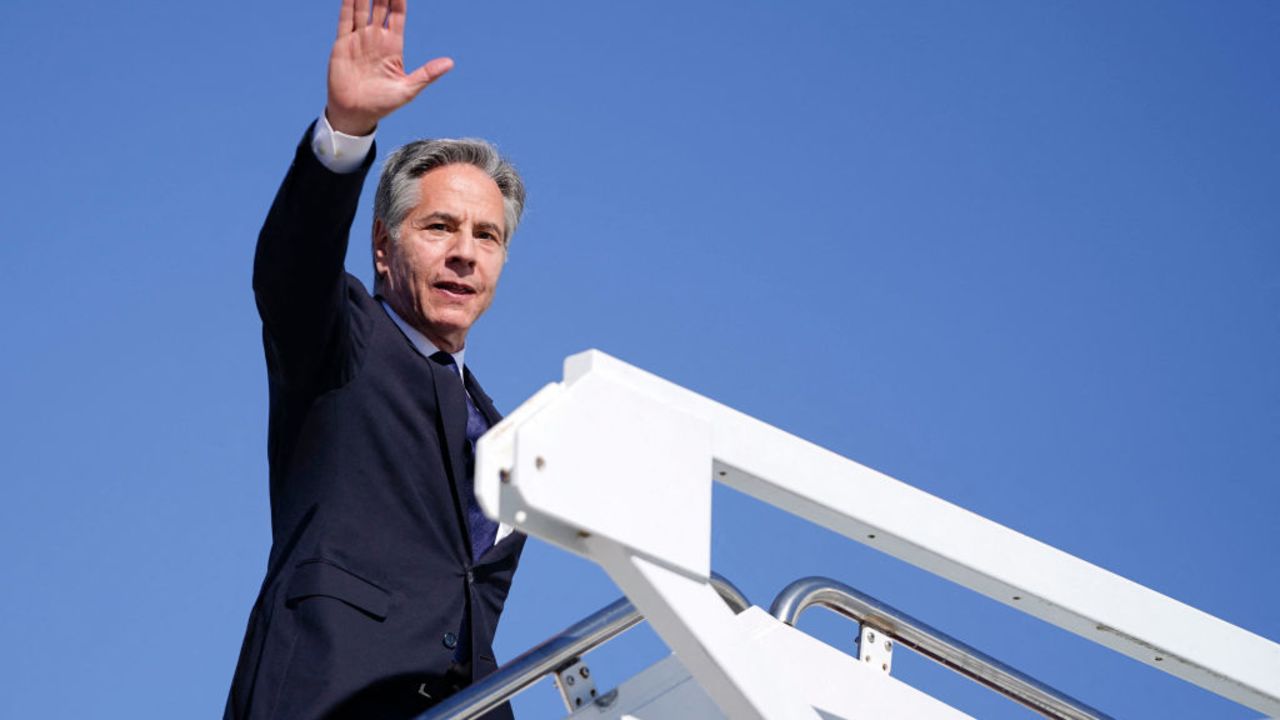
[417,211,461,225]
[474,220,504,235]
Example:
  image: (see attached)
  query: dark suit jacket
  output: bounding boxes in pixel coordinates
[225,125,526,719]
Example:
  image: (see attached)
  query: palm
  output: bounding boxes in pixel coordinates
[326,0,453,135]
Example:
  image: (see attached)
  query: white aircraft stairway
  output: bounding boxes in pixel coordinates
[415,350,1280,720]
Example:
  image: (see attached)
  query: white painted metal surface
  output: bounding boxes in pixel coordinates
[860,626,894,676]
[475,349,1280,717]
[565,610,973,720]
[554,658,598,712]
[587,538,818,719]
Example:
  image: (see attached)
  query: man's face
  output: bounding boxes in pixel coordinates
[374,163,507,353]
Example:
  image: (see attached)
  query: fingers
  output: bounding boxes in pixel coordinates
[372,0,391,28]
[409,57,455,90]
[354,0,370,28]
[337,0,356,36]
[388,0,406,34]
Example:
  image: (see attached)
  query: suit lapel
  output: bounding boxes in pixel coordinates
[463,369,502,427]
[428,356,473,554]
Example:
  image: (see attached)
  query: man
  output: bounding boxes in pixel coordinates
[225,1,526,717]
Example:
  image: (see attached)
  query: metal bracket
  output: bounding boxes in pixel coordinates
[860,625,894,675]
[554,657,599,711]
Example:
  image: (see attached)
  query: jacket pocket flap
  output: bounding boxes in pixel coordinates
[286,561,391,620]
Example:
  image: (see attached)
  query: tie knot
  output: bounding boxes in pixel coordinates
[430,351,465,384]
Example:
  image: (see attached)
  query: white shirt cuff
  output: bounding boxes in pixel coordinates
[310,113,375,174]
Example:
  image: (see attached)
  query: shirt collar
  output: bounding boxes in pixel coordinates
[379,299,465,377]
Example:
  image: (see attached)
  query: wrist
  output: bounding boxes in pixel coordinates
[324,105,377,137]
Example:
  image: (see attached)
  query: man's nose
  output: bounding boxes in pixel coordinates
[446,228,478,265]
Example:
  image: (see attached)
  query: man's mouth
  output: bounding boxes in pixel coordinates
[433,281,476,297]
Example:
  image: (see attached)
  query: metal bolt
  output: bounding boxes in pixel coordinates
[882,663,888,672]
[499,469,512,484]
[580,666,590,679]
[866,631,876,644]
[565,675,575,686]
[885,640,892,651]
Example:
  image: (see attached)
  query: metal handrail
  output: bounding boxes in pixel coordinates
[416,573,750,720]
[769,577,1114,720]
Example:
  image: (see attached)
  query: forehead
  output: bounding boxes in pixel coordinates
[410,164,505,222]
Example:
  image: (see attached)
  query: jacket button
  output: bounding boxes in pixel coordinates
[465,570,474,583]
[442,632,458,649]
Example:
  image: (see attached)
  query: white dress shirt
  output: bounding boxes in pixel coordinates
[311,112,376,175]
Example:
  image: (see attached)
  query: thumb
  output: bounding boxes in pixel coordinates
[409,56,455,90]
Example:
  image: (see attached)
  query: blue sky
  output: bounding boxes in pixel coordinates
[1,1,1276,718]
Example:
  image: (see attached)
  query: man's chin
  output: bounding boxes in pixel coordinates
[421,315,476,347]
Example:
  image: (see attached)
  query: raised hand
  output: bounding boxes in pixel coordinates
[325,0,454,136]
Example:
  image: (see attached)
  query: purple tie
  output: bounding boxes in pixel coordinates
[433,352,499,562]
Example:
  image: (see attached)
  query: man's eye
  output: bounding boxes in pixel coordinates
[426,223,448,232]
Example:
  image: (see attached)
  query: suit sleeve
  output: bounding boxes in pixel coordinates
[252,122,377,393]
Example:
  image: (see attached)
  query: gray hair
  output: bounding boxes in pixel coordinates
[372,138,526,277]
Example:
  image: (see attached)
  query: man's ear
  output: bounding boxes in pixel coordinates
[372,218,392,284]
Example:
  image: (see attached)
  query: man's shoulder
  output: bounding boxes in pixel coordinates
[341,271,375,301]
[340,272,389,333]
